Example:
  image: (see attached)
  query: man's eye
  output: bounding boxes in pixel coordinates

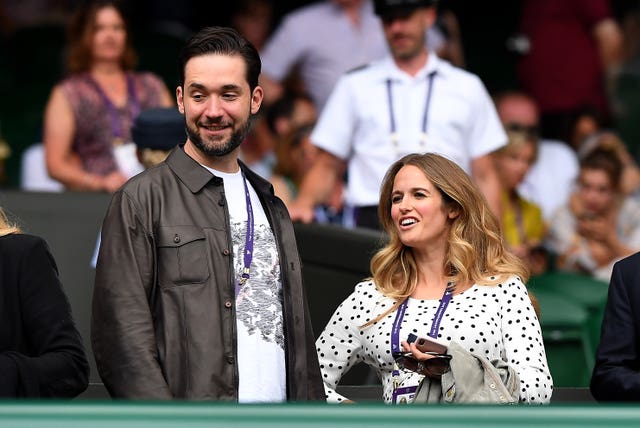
[222,93,238,100]
[192,94,205,101]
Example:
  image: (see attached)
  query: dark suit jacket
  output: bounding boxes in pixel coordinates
[0,233,89,397]
[591,251,640,401]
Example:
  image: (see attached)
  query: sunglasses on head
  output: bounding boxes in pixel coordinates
[393,351,452,377]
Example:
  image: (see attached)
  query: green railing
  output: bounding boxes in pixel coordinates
[0,401,638,428]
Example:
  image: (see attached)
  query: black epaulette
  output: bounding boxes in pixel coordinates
[346,63,371,74]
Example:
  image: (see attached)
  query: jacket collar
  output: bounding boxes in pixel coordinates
[165,145,274,196]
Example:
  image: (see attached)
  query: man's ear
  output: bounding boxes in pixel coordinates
[176,86,184,114]
[251,86,264,115]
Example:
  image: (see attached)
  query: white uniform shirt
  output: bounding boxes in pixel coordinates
[260,0,444,112]
[312,54,507,207]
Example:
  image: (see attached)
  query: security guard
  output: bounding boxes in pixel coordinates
[289,0,506,229]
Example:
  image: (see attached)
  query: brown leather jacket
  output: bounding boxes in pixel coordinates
[91,146,324,401]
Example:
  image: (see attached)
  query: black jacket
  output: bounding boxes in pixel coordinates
[591,251,640,401]
[92,146,324,400]
[0,233,89,398]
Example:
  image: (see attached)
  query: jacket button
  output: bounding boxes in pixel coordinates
[173,234,180,243]
[222,249,230,256]
[489,383,496,389]
[224,301,232,308]
[218,199,225,206]
[227,355,234,364]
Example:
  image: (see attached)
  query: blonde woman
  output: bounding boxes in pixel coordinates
[316,153,552,404]
[0,208,88,397]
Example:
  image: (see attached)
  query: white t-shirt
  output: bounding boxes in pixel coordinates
[204,166,286,403]
[311,53,507,207]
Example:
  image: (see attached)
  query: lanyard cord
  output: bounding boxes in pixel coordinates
[85,73,140,143]
[235,170,254,297]
[386,71,436,151]
[390,282,453,403]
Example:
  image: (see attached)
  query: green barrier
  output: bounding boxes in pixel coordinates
[530,288,592,387]
[530,272,608,356]
[0,401,638,428]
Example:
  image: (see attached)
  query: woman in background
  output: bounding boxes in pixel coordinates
[547,147,640,282]
[43,0,173,192]
[492,128,547,275]
[0,207,88,397]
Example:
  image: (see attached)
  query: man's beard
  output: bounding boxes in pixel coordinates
[185,116,253,157]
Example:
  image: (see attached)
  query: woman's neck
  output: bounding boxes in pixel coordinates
[91,61,124,77]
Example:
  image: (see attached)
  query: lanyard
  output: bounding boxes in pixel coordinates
[85,73,140,144]
[386,71,436,152]
[235,171,254,297]
[390,282,453,404]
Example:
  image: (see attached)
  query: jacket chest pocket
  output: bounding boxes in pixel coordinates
[157,226,210,286]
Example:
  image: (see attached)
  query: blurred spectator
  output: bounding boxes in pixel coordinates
[546,147,640,282]
[267,92,343,223]
[567,105,603,151]
[259,0,453,113]
[515,0,624,142]
[289,0,506,230]
[577,130,640,198]
[0,206,89,398]
[492,128,548,275]
[495,91,580,221]
[231,0,273,51]
[43,0,173,193]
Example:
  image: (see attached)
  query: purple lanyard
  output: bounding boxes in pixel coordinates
[235,171,254,297]
[391,282,453,403]
[386,71,436,146]
[86,73,140,141]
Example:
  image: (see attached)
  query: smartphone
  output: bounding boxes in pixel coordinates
[407,334,448,354]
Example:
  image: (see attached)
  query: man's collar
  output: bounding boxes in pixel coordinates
[165,145,217,193]
[385,50,441,81]
[165,145,274,195]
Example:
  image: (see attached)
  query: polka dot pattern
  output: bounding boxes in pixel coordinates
[315,276,553,404]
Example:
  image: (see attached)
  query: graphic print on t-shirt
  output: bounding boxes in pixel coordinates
[232,221,284,350]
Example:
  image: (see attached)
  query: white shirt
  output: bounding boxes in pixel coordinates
[519,139,579,221]
[260,0,443,112]
[316,278,552,404]
[204,166,286,403]
[312,54,507,206]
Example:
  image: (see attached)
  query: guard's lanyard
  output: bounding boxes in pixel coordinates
[386,70,436,153]
[235,171,254,298]
[86,73,140,145]
[390,282,453,404]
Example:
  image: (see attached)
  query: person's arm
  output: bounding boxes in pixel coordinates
[471,153,502,219]
[0,236,88,398]
[288,149,345,223]
[500,277,553,403]
[91,190,173,398]
[591,258,640,401]
[43,85,123,191]
[315,284,367,403]
[593,17,624,70]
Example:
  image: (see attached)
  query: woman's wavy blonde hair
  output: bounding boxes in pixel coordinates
[0,207,20,237]
[366,153,528,324]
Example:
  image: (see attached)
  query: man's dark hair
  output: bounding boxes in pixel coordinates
[178,26,261,91]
